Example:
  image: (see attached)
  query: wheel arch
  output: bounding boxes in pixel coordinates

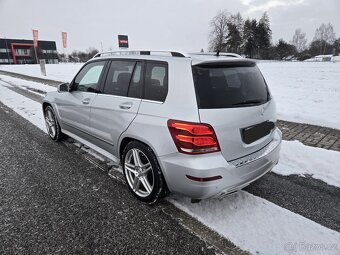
[42,102,51,113]
[119,136,170,198]
[119,136,158,161]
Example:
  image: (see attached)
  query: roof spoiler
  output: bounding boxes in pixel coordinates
[189,52,242,58]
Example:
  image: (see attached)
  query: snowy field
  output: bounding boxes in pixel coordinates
[258,62,340,129]
[0,63,82,82]
[0,77,340,255]
[0,61,339,129]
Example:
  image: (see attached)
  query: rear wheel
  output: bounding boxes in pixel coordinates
[122,141,167,203]
[44,105,63,141]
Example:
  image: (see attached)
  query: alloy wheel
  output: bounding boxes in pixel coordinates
[124,148,154,197]
[45,109,56,138]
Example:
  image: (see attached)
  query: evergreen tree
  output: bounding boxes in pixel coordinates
[226,22,242,54]
[276,39,297,59]
[243,18,257,58]
[309,40,333,56]
[256,12,272,58]
[333,38,340,55]
[229,12,244,37]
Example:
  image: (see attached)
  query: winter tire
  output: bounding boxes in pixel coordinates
[44,105,63,141]
[122,141,168,204]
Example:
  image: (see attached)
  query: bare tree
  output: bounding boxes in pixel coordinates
[313,23,336,54]
[291,28,307,52]
[208,10,231,52]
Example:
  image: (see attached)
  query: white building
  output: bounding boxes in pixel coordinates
[304,54,340,62]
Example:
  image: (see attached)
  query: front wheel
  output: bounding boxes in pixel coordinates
[122,141,168,204]
[44,105,63,141]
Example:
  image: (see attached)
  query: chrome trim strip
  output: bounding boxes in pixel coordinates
[63,123,114,146]
[141,99,164,104]
[229,138,281,167]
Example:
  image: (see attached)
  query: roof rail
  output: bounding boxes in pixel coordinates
[94,50,188,58]
[189,52,242,58]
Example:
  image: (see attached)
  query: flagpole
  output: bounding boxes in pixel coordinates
[61,32,67,63]
[34,46,38,64]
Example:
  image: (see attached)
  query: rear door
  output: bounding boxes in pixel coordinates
[56,60,107,137]
[192,61,276,161]
[89,60,143,154]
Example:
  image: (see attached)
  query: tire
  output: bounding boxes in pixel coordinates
[122,141,168,204]
[44,105,63,141]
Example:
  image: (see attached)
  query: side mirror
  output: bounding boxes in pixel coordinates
[57,83,69,93]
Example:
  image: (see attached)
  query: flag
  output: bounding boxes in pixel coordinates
[32,29,38,48]
[62,32,67,48]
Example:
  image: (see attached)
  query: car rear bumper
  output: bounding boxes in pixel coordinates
[158,128,281,199]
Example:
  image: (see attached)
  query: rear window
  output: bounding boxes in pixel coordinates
[192,62,270,109]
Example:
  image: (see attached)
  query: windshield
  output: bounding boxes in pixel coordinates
[192,62,270,109]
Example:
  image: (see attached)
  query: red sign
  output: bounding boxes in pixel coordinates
[118,35,129,48]
[32,29,38,48]
[62,32,67,48]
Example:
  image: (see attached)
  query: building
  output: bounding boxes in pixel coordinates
[304,54,335,62]
[0,38,59,65]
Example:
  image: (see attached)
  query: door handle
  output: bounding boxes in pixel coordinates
[82,98,91,105]
[119,102,133,109]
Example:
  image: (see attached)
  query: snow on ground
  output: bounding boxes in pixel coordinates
[273,140,340,188]
[1,61,339,129]
[0,63,82,82]
[0,74,56,94]
[1,79,340,255]
[170,191,340,255]
[257,62,340,129]
[0,81,46,132]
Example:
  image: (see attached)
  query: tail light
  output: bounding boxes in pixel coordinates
[167,119,220,154]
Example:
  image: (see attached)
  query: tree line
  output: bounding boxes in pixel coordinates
[58,47,99,62]
[209,10,339,60]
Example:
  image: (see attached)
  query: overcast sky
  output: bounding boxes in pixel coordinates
[0,0,339,53]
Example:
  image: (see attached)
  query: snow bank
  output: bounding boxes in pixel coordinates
[274,140,340,188]
[0,82,46,132]
[0,74,57,94]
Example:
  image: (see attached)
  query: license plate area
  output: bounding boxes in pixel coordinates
[241,121,275,144]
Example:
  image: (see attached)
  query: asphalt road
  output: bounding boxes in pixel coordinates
[0,102,220,255]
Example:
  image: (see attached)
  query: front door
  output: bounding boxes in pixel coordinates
[56,60,107,138]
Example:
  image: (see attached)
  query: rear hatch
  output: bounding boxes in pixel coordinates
[192,60,276,161]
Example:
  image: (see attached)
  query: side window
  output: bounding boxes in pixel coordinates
[144,62,168,102]
[103,61,136,96]
[73,61,106,92]
[127,62,143,99]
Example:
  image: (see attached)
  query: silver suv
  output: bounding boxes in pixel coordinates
[43,51,281,203]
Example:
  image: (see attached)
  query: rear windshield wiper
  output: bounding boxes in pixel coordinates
[232,99,265,106]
